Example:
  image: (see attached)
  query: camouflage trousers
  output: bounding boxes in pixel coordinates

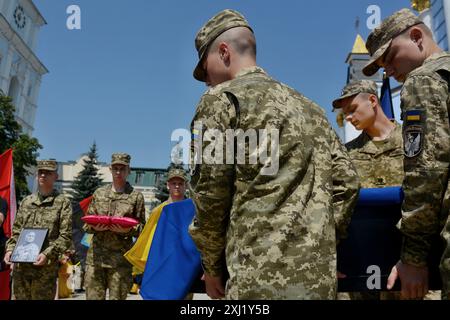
[440,214,450,300]
[13,263,58,300]
[85,264,132,300]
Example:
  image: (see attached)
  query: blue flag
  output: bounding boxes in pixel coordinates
[380,76,395,119]
[140,199,202,300]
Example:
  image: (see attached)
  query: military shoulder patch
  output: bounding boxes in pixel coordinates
[404,110,423,124]
[403,124,423,158]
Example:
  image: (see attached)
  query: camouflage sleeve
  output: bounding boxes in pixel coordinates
[330,125,360,240]
[5,200,24,252]
[83,192,98,234]
[400,74,450,267]
[128,192,146,237]
[42,198,73,262]
[188,94,235,277]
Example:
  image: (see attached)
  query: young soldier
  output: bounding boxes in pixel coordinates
[188,9,360,299]
[4,160,72,300]
[84,153,145,300]
[363,8,450,300]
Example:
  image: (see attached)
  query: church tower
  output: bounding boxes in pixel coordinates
[338,34,382,143]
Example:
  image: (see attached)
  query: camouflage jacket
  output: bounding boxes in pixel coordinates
[345,122,404,188]
[84,183,146,268]
[399,52,450,267]
[188,66,360,299]
[6,190,72,265]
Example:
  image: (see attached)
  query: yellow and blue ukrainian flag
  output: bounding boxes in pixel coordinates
[140,199,202,300]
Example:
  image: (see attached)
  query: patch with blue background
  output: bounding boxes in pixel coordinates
[404,110,423,123]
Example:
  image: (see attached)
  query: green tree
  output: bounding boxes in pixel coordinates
[0,94,42,201]
[70,142,103,203]
[155,168,169,203]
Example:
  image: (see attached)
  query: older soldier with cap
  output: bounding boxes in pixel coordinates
[83,153,145,300]
[363,8,450,300]
[333,80,404,300]
[188,9,360,299]
[3,160,72,300]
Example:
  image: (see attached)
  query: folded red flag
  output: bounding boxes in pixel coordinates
[81,215,111,225]
[81,215,139,228]
[110,216,139,228]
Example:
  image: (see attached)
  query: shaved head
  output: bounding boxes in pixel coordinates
[398,23,434,40]
[210,27,256,58]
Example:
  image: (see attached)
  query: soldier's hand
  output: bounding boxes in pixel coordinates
[3,251,12,265]
[109,224,132,234]
[387,260,428,299]
[337,271,347,279]
[34,253,47,266]
[204,273,225,299]
[91,224,110,232]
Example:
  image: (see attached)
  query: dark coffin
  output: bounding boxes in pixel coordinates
[337,186,443,292]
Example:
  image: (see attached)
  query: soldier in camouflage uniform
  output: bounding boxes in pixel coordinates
[84,153,145,300]
[333,80,404,189]
[4,160,72,300]
[333,80,404,300]
[188,9,360,300]
[363,8,450,300]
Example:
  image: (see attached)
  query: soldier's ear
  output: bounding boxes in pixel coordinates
[218,43,230,62]
[369,94,378,108]
[409,27,423,47]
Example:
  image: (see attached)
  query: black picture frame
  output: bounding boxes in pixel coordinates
[11,228,48,263]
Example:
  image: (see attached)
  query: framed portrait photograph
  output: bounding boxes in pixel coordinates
[11,228,48,263]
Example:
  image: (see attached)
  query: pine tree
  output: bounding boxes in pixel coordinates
[70,142,103,203]
[0,93,42,201]
[155,167,169,203]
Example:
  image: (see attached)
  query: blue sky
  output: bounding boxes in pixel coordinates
[32,0,411,168]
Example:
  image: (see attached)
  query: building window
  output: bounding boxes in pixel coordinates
[135,171,144,185]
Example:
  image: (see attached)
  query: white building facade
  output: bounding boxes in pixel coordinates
[0,0,47,135]
[431,0,450,50]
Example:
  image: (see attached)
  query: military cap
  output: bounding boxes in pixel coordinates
[332,80,378,109]
[193,9,253,82]
[167,167,187,182]
[111,153,131,166]
[363,8,423,76]
[37,159,57,171]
